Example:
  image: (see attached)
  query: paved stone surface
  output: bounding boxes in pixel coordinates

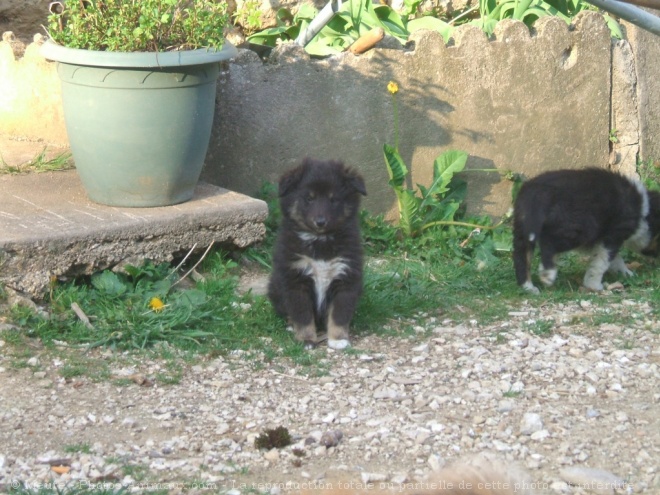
[0,170,267,297]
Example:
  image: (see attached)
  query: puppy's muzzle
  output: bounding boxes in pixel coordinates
[314,216,328,230]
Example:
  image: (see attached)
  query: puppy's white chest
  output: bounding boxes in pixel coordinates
[292,256,349,309]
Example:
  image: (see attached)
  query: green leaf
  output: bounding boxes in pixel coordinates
[397,189,421,237]
[349,0,366,29]
[401,0,424,17]
[513,0,535,20]
[294,4,318,21]
[174,289,208,307]
[407,17,454,43]
[383,144,408,189]
[604,14,623,39]
[374,6,409,40]
[247,26,292,46]
[430,150,468,196]
[91,271,127,297]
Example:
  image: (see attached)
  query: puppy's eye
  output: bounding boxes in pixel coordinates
[305,195,314,204]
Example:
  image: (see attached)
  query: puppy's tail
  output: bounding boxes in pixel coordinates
[419,454,537,494]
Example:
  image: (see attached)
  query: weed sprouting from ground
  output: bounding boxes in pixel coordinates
[0,148,73,175]
[254,426,292,450]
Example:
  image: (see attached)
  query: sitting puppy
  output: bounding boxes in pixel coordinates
[268,158,367,349]
[513,167,660,293]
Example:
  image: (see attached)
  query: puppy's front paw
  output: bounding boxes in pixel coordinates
[293,322,317,346]
[328,339,351,350]
[303,340,317,350]
[539,267,557,287]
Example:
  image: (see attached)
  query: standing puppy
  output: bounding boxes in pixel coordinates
[513,168,660,293]
[268,158,367,349]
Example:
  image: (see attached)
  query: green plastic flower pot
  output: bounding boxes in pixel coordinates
[41,40,238,207]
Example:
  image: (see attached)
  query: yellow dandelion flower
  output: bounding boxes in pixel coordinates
[149,297,165,313]
[387,81,399,94]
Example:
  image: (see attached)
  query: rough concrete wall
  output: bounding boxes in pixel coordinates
[610,39,639,176]
[206,11,612,217]
[624,13,660,163]
[0,34,67,144]
[0,0,49,44]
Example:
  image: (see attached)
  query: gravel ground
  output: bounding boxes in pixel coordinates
[0,294,658,495]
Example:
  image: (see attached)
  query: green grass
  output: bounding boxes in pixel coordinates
[0,147,74,175]
[63,443,92,454]
[1,205,659,383]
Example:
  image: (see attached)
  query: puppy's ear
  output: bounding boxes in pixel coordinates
[278,160,310,197]
[344,166,367,196]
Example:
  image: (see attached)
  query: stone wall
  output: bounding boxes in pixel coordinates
[207,12,613,216]
[623,11,660,166]
[0,33,66,145]
[0,11,658,218]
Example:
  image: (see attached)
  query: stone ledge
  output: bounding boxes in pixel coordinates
[0,170,268,298]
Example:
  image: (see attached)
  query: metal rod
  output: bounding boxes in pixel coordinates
[610,0,660,10]
[584,0,660,36]
[295,0,343,47]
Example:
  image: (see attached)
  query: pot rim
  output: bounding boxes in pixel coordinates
[40,39,238,68]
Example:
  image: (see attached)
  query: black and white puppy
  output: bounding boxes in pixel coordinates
[513,168,660,293]
[268,158,367,349]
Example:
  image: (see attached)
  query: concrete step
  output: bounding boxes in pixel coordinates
[0,170,268,298]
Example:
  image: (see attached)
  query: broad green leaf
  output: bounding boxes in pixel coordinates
[349,0,365,29]
[604,14,623,39]
[402,0,424,17]
[474,238,499,268]
[407,17,454,43]
[431,150,468,196]
[305,40,346,56]
[383,144,408,188]
[397,189,421,237]
[294,4,317,21]
[276,8,295,25]
[513,0,535,20]
[175,289,208,307]
[91,271,127,297]
[247,26,292,46]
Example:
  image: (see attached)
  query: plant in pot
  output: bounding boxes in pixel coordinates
[42,0,238,207]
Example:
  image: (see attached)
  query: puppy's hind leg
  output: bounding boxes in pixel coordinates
[608,253,634,277]
[583,244,611,291]
[538,241,558,288]
[513,222,539,294]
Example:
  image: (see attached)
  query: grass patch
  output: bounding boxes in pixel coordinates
[63,443,92,454]
[2,201,659,380]
[0,147,73,175]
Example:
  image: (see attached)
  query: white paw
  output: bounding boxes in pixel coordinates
[522,281,540,295]
[539,268,557,287]
[582,280,604,292]
[328,339,351,350]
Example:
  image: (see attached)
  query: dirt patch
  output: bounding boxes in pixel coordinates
[0,294,658,494]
